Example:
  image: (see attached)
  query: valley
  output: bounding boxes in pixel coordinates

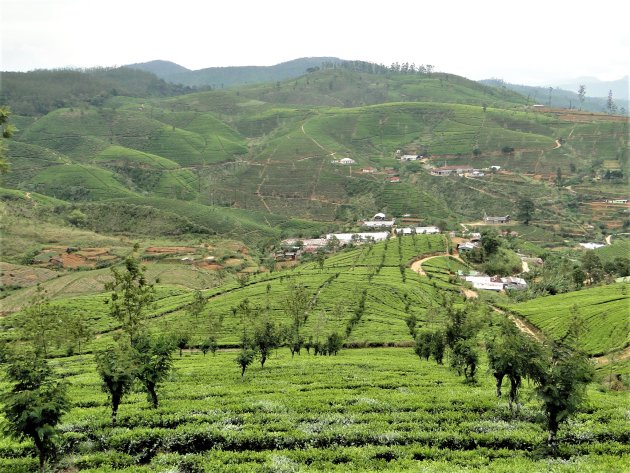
[0,61,628,472]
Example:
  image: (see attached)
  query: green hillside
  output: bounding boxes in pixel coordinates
[2,65,628,261]
[507,283,630,355]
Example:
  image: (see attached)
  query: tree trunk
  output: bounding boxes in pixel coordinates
[508,374,521,413]
[147,382,159,408]
[547,414,559,451]
[494,372,504,397]
[32,434,46,473]
[112,394,121,426]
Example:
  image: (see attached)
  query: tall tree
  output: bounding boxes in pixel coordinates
[252,313,281,368]
[133,334,175,408]
[531,341,594,450]
[577,85,586,110]
[607,89,614,114]
[517,198,535,225]
[19,286,60,358]
[1,351,69,472]
[284,283,310,357]
[95,343,136,426]
[105,256,156,346]
[0,105,14,174]
[486,320,542,412]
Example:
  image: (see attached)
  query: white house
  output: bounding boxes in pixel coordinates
[396,226,440,235]
[579,242,605,250]
[463,276,504,291]
[338,158,356,165]
[400,154,419,161]
[362,213,395,228]
[326,232,389,244]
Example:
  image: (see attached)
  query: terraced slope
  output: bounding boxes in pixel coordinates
[507,283,630,355]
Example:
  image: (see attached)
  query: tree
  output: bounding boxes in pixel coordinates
[414,330,433,361]
[577,85,586,110]
[133,334,175,408]
[95,343,136,426]
[252,314,281,368]
[105,256,156,345]
[581,251,603,284]
[517,198,535,225]
[451,339,479,382]
[555,167,563,187]
[187,289,207,321]
[430,330,446,364]
[236,348,256,381]
[486,320,542,412]
[531,341,594,450]
[61,311,93,355]
[19,286,60,358]
[200,336,218,356]
[0,105,15,174]
[607,89,614,114]
[480,229,500,257]
[326,332,343,355]
[234,298,257,380]
[174,330,191,357]
[284,283,310,357]
[1,351,69,472]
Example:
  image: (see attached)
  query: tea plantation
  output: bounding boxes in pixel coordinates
[1,236,629,472]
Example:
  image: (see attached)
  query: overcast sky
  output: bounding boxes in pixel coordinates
[2,0,628,87]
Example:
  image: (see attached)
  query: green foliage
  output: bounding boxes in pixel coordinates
[94,343,135,426]
[133,334,176,408]
[531,341,595,450]
[105,256,156,344]
[508,283,630,355]
[0,105,14,174]
[486,321,542,411]
[1,352,69,472]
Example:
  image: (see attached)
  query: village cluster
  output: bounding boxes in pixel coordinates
[276,212,531,293]
[332,150,502,182]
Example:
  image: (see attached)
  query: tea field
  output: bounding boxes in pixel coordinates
[1,348,629,472]
[506,283,630,356]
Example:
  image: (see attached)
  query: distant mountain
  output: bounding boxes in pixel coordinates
[125,57,345,88]
[555,76,628,100]
[0,67,195,116]
[479,79,629,115]
[125,60,191,78]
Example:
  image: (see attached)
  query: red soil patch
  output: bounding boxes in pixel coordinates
[197,263,223,270]
[56,253,94,269]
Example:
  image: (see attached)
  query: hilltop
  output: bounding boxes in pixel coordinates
[126,57,346,88]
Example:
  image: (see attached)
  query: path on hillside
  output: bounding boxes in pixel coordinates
[491,306,546,343]
[300,121,337,202]
[301,123,336,159]
[410,253,466,276]
[255,158,273,213]
[411,251,625,367]
[593,346,630,366]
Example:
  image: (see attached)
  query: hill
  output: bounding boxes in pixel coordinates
[556,76,629,101]
[0,67,196,116]
[506,283,630,356]
[479,78,630,115]
[126,57,346,88]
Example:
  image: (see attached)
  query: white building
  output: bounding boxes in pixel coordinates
[326,232,390,244]
[396,226,441,235]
